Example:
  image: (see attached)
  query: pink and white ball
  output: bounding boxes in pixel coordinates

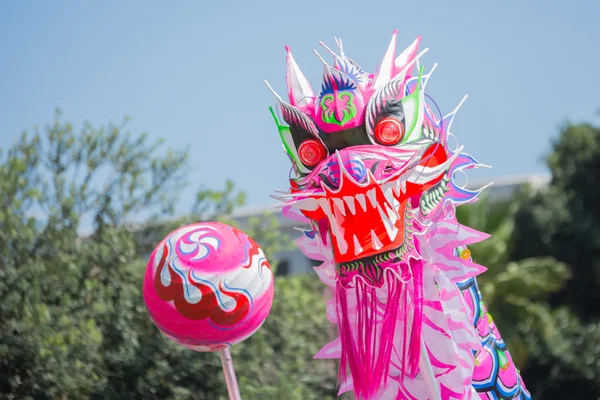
[143,222,274,352]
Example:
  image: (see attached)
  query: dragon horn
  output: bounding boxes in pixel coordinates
[285,45,314,110]
[371,29,398,90]
[393,36,422,78]
[318,40,339,61]
[335,37,345,57]
[313,49,330,67]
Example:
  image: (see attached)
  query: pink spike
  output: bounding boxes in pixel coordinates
[393,36,422,78]
[313,262,337,287]
[440,383,463,399]
[285,46,314,110]
[371,30,397,89]
[314,337,342,359]
[426,345,457,377]
[338,375,354,395]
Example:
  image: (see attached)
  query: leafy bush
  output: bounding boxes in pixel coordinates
[0,112,336,399]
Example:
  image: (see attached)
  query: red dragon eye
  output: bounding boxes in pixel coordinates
[375,118,405,145]
[298,139,326,167]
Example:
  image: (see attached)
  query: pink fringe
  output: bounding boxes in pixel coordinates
[336,261,424,399]
[407,258,424,378]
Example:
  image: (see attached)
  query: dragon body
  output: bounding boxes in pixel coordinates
[265,32,530,399]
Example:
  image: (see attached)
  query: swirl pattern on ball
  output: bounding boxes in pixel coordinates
[176,228,221,263]
[143,222,274,351]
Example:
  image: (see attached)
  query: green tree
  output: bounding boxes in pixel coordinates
[456,195,570,368]
[232,275,338,400]
[510,119,600,398]
[0,111,335,399]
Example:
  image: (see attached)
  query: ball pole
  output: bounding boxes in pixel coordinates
[219,347,242,400]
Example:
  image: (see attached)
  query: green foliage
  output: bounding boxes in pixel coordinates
[456,196,570,368]
[0,111,333,399]
[439,118,600,397]
[514,121,600,320]
[455,194,517,270]
[5,109,599,399]
[232,276,337,400]
[509,119,600,397]
[1,109,186,398]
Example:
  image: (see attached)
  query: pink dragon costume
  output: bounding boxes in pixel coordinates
[265,32,531,399]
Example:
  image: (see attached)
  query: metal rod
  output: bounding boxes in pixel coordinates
[218,347,242,400]
[419,339,442,400]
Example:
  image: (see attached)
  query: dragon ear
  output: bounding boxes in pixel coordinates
[400,66,426,143]
[268,106,312,175]
[285,46,314,111]
[365,48,429,141]
[265,80,329,174]
[264,80,321,137]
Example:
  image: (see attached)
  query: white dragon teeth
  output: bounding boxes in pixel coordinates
[319,198,348,254]
[356,193,367,212]
[377,203,399,241]
[289,171,421,254]
[332,198,346,217]
[400,179,407,194]
[336,234,349,255]
[366,188,377,208]
[371,230,383,250]
[385,201,400,222]
[382,183,398,210]
[353,234,363,255]
[293,198,320,211]
[392,179,401,197]
[344,196,356,215]
[318,198,332,216]
[391,176,407,196]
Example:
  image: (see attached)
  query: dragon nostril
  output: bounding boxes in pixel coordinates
[346,157,366,183]
[326,153,366,189]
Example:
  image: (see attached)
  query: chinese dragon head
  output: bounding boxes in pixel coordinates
[265,31,530,400]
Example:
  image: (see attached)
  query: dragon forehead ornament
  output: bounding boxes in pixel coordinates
[265,31,531,400]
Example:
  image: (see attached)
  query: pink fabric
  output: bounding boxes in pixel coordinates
[272,32,529,399]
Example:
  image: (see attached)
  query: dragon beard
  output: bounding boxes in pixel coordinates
[335,254,424,399]
[325,162,447,398]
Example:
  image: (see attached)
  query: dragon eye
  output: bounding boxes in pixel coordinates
[298,139,326,167]
[375,118,405,145]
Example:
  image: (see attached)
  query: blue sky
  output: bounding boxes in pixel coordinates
[1,0,598,214]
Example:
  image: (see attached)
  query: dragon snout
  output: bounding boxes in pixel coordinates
[324,152,367,189]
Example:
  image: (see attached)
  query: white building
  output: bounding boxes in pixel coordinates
[230,174,550,276]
